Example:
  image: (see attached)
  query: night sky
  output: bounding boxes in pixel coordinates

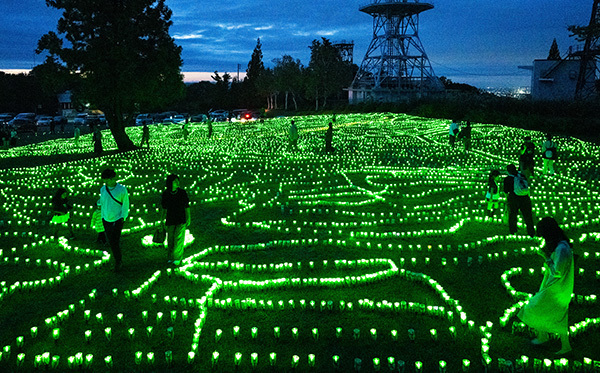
[0,0,592,88]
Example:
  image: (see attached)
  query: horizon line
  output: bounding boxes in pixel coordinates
[0,69,244,83]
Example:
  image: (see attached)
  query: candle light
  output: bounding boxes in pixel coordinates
[292,327,299,341]
[353,328,360,340]
[273,326,280,340]
[370,328,377,340]
[309,354,316,368]
[104,356,112,368]
[291,355,300,368]
[269,352,277,366]
[211,351,219,367]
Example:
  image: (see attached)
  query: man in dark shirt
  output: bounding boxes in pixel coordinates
[503,164,535,237]
[161,174,190,265]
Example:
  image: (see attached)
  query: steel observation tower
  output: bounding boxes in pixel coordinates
[348,0,444,103]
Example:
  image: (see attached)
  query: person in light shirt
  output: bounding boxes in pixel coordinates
[99,168,129,272]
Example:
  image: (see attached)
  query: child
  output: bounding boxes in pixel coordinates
[486,170,501,218]
[90,200,106,244]
[51,188,75,239]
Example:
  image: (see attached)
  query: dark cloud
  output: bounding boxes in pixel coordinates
[0,0,592,87]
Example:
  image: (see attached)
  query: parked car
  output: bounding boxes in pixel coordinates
[135,114,153,126]
[36,116,53,127]
[53,116,67,126]
[189,114,208,123]
[172,115,186,124]
[0,113,15,124]
[10,118,37,134]
[209,110,229,122]
[73,113,88,125]
[85,115,103,127]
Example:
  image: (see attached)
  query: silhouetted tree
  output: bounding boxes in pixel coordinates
[244,38,266,107]
[548,38,561,60]
[273,55,304,110]
[306,38,354,110]
[36,0,185,150]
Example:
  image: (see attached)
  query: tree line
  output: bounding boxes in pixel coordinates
[174,38,357,114]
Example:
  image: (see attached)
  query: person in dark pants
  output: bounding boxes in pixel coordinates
[93,126,103,154]
[140,123,150,148]
[51,187,75,239]
[461,120,472,151]
[325,122,334,153]
[519,136,535,179]
[99,168,129,272]
[503,164,535,237]
[160,174,190,266]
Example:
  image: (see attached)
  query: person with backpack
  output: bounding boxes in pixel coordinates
[541,133,557,175]
[503,164,535,237]
[519,136,535,179]
[448,119,460,148]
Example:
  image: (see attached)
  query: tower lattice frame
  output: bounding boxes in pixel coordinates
[349,0,444,102]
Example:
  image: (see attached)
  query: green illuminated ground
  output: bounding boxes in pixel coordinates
[0,113,599,371]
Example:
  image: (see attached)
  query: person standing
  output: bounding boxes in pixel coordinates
[90,200,106,244]
[207,121,213,139]
[289,120,299,151]
[461,120,472,151]
[325,122,334,153]
[541,133,557,175]
[99,168,129,272]
[485,170,501,218]
[519,136,535,179]
[74,125,81,147]
[449,119,460,148]
[51,187,75,239]
[503,164,535,237]
[93,126,103,154]
[518,217,574,355]
[160,174,190,266]
[140,123,150,148]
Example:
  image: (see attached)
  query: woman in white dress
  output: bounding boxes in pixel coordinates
[518,217,574,355]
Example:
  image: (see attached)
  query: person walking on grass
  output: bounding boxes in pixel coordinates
[93,126,103,154]
[541,133,557,175]
[74,125,81,147]
[289,120,299,151]
[140,123,150,148]
[448,119,460,148]
[99,168,129,272]
[161,174,190,266]
[51,187,75,239]
[518,217,574,355]
[519,136,535,179]
[325,122,334,153]
[485,170,501,219]
[461,120,472,151]
[90,199,106,244]
[503,164,535,237]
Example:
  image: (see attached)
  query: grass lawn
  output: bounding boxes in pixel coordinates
[0,113,599,372]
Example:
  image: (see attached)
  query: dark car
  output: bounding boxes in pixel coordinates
[11,119,37,134]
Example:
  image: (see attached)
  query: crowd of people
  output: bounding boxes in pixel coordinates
[45,118,576,355]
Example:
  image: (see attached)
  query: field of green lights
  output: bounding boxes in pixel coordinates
[0,113,599,372]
